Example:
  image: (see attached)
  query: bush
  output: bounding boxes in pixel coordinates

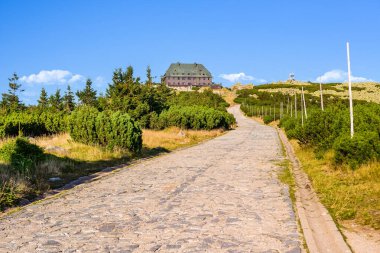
[0,137,45,175]
[68,106,98,145]
[154,106,235,130]
[279,103,380,168]
[334,132,380,169]
[0,111,68,138]
[263,115,275,124]
[68,106,142,152]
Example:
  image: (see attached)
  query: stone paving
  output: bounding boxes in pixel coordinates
[0,106,301,252]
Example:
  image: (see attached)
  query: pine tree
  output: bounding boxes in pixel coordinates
[146,65,152,85]
[76,78,97,107]
[1,73,24,111]
[38,88,48,109]
[63,85,75,112]
[126,66,134,83]
[49,89,63,111]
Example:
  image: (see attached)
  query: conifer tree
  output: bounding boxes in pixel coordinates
[146,65,152,85]
[76,79,97,107]
[49,89,63,111]
[63,85,75,112]
[38,87,48,109]
[1,73,24,111]
[126,66,134,83]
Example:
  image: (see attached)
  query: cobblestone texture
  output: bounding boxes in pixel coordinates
[0,106,300,252]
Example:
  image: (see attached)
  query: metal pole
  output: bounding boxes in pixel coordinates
[347,42,354,138]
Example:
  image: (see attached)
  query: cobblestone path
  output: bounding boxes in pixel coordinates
[0,106,301,252]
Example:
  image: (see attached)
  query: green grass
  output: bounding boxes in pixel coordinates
[277,159,296,203]
[291,140,380,229]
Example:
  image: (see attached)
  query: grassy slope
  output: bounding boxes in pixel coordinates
[256,81,380,104]
[239,82,380,230]
[291,140,380,229]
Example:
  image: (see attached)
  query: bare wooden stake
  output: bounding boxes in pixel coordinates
[347,42,354,138]
[320,82,324,111]
[302,86,308,119]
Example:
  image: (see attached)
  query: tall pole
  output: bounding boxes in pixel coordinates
[320,82,324,111]
[302,86,308,119]
[287,96,289,115]
[290,98,293,117]
[295,93,297,118]
[347,42,354,138]
[301,91,304,126]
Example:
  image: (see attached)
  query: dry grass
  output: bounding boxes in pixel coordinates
[290,140,380,229]
[143,127,224,151]
[0,128,225,209]
[32,133,128,162]
[257,82,380,104]
[220,88,238,106]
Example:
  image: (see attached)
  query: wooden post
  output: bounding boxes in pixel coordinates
[347,42,354,138]
[320,82,324,111]
[295,93,297,118]
[290,98,293,117]
[287,96,289,115]
[301,91,304,126]
[302,86,308,119]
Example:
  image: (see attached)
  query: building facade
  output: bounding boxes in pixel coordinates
[162,63,212,89]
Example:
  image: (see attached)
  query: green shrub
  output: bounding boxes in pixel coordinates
[68,106,142,152]
[0,137,45,175]
[68,106,99,145]
[334,132,380,169]
[155,106,235,130]
[263,115,275,124]
[0,111,68,138]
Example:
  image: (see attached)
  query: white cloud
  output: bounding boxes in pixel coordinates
[316,69,372,83]
[93,76,106,87]
[20,70,85,85]
[219,72,267,83]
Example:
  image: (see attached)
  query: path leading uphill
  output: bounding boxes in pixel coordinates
[0,106,301,252]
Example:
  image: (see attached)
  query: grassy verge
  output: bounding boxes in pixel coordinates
[0,127,224,210]
[290,140,380,230]
[277,159,296,203]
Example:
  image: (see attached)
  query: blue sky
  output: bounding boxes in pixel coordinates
[1,0,379,104]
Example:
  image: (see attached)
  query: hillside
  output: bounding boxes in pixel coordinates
[254,81,380,104]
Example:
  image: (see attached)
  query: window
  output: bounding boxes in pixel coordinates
[182,77,185,80]
[188,77,191,80]
[178,77,180,80]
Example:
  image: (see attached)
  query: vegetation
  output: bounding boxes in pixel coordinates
[153,106,235,130]
[0,66,234,211]
[236,82,380,229]
[68,106,142,152]
[291,141,380,229]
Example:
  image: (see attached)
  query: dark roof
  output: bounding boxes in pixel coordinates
[164,63,212,77]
